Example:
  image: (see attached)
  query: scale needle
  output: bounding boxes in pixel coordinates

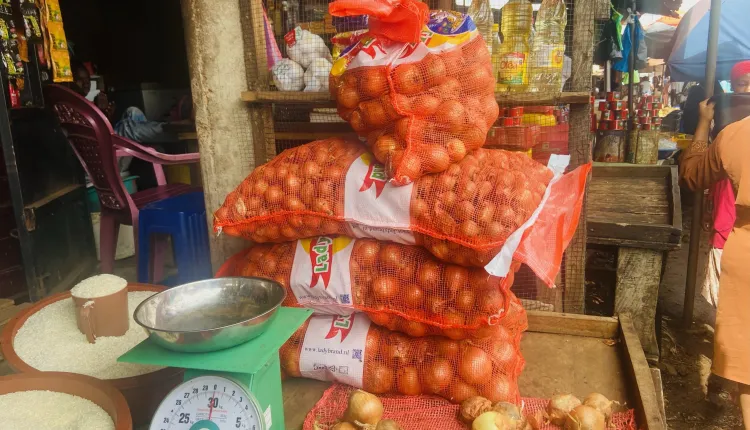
[208,391,215,420]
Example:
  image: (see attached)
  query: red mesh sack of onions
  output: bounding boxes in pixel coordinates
[279,310,526,403]
[328,2,498,185]
[214,138,562,275]
[216,237,520,339]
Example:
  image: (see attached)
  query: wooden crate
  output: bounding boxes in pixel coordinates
[281,312,665,430]
[588,164,682,251]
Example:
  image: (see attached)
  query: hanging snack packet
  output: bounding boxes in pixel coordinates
[329,1,499,185]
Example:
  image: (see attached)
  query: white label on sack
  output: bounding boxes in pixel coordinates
[484,154,571,277]
[299,313,372,387]
[344,153,416,244]
[289,236,357,315]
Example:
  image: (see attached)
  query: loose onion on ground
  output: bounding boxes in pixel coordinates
[459,396,493,423]
[547,394,582,426]
[564,405,606,430]
[582,393,614,423]
[345,390,383,426]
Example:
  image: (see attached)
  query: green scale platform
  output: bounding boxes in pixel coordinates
[119,307,312,430]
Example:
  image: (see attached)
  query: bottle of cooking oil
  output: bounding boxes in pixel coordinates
[467,0,495,56]
[528,0,567,92]
[497,0,532,92]
[491,23,501,89]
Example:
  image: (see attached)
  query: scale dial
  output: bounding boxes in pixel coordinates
[150,375,265,430]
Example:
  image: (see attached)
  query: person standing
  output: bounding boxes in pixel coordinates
[680,60,750,427]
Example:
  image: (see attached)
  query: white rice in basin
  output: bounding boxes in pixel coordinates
[0,390,115,430]
[13,291,164,379]
[70,274,127,299]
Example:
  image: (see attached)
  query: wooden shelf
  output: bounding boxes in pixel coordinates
[241,90,592,106]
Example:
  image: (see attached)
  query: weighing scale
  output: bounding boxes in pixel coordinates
[118,307,312,430]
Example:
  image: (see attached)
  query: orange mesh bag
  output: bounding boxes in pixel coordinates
[215,237,520,339]
[301,384,638,430]
[279,302,526,404]
[214,139,586,282]
[329,1,498,185]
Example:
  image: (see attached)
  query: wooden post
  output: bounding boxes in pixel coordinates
[180,0,257,270]
[564,0,596,313]
[615,247,663,361]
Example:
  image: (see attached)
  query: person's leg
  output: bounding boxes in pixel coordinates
[738,383,750,429]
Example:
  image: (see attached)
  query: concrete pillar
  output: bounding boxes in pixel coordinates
[180,0,256,269]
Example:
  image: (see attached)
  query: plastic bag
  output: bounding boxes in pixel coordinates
[216,237,518,339]
[279,310,526,403]
[329,7,498,185]
[304,58,333,92]
[213,139,560,273]
[272,58,305,91]
[285,27,332,69]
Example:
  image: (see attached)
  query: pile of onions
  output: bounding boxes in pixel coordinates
[329,390,403,430]
[330,36,499,184]
[214,139,553,268]
[544,393,613,430]
[222,238,518,339]
[279,317,524,404]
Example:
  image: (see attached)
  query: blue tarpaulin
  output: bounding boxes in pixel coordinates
[668,0,750,82]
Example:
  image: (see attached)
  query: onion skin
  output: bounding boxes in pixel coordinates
[375,419,404,430]
[332,423,358,430]
[345,390,384,426]
[491,402,525,429]
[564,405,606,430]
[459,396,493,423]
[582,393,613,422]
[547,394,582,426]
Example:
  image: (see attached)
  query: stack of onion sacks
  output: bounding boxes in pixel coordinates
[216,238,520,339]
[279,311,526,404]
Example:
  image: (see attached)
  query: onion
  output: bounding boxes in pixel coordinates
[471,411,498,430]
[355,240,380,263]
[345,390,384,426]
[459,346,492,385]
[365,329,381,358]
[444,266,468,294]
[446,379,479,403]
[459,396,492,423]
[418,261,441,288]
[403,284,425,308]
[372,276,398,301]
[564,405,605,430]
[375,419,403,430]
[363,363,394,394]
[422,358,454,393]
[582,393,614,423]
[383,333,412,366]
[436,338,460,361]
[547,394,582,425]
[491,402,525,429]
[455,289,476,312]
[396,366,422,395]
[480,374,513,403]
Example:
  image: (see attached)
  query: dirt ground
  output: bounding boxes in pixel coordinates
[658,201,743,429]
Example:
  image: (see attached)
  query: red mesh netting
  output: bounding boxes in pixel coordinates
[329,5,498,185]
[279,307,526,404]
[301,384,638,430]
[213,139,575,274]
[216,238,519,339]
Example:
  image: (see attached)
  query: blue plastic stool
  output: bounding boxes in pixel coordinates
[137,192,211,285]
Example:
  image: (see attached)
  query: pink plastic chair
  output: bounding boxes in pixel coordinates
[44,84,201,277]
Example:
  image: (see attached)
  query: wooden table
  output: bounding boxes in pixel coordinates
[587,163,682,361]
[281,312,666,430]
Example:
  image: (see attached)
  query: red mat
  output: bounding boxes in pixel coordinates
[303,384,638,429]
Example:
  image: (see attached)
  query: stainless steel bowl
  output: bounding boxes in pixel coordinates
[133,277,286,352]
